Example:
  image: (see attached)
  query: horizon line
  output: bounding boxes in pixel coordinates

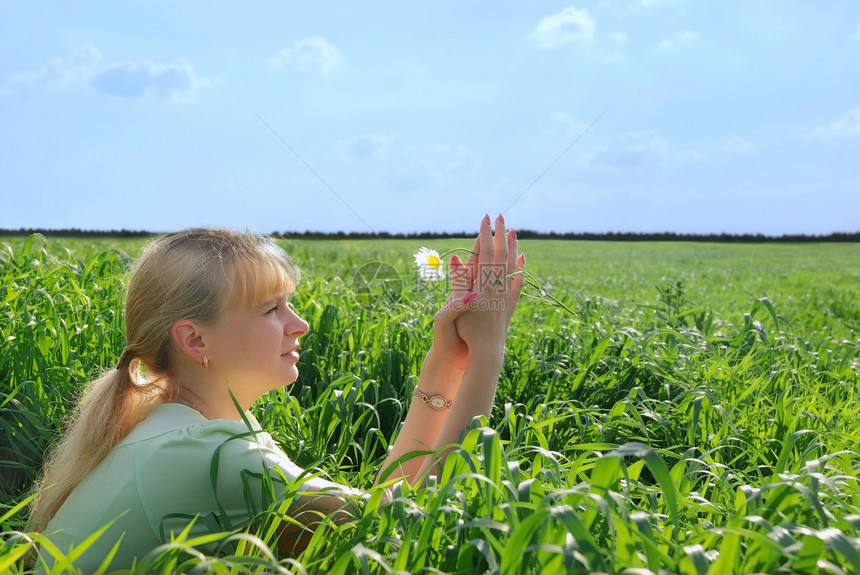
[2,227,860,242]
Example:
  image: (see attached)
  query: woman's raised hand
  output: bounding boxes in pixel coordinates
[454,214,525,359]
[386,214,525,484]
[426,213,525,374]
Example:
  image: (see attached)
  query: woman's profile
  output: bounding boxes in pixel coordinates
[27,213,524,571]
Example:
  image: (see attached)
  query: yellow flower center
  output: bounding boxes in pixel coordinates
[427,255,440,269]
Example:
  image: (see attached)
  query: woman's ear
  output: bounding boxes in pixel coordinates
[171,319,207,363]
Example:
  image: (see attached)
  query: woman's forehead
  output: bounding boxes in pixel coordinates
[231,259,297,308]
[255,289,293,307]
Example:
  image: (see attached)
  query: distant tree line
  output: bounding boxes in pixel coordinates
[2,228,859,242]
[273,230,860,242]
[0,228,153,238]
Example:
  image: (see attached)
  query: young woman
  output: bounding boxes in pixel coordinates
[28,214,524,571]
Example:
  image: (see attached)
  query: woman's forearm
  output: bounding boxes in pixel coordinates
[374,346,464,485]
[414,349,504,480]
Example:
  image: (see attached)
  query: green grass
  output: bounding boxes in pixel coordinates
[1,233,859,573]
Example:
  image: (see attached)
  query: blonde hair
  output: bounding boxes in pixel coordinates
[27,228,300,532]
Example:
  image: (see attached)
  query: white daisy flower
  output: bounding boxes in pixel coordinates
[414,247,445,282]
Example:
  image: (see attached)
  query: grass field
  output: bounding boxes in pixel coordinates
[1,233,859,574]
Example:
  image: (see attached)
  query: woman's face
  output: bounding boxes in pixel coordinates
[204,290,309,397]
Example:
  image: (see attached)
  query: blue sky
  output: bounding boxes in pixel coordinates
[2,1,859,235]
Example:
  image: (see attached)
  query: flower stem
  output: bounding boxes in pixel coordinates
[510,270,577,317]
[438,248,477,258]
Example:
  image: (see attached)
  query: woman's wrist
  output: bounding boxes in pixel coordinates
[460,348,504,387]
[422,345,466,379]
[411,349,464,406]
[412,386,453,410]
[464,341,505,365]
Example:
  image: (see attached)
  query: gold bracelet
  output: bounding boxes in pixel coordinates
[412,387,452,410]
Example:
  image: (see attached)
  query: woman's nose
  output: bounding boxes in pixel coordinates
[285,307,309,336]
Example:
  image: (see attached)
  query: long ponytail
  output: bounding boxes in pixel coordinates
[27,364,169,532]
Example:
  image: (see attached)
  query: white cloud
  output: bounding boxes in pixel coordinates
[269,35,341,75]
[336,133,397,161]
[8,44,207,101]
[532,7,596,49]
[724,137,754,153]
[8,44,103,87]
[591,130,669,167]
[805,106,860,140]
[609,32,629,45]
[91,60,206,101]
[656,30,698,50]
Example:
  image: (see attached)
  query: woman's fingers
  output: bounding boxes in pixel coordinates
[452,214,526,356]
[493,213,507,267]
[464,233,481,292]
[464,213,523,299]
[511,253,526,301]
[449,254,470,299]
[468,214,493,293]
[506,227,517,275]
[479,213,493,261]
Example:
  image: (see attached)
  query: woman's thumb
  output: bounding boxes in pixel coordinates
[436,291,477,323]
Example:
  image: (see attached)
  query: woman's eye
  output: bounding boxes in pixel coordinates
[266,305,279,314]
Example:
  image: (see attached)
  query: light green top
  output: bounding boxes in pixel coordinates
[39,403,357,572]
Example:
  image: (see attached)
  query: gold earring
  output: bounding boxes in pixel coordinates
[201,355,209,368]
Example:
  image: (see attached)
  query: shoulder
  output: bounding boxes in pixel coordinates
[119,405,285,466]
[119,405,312,492]
[122,404,260,440]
